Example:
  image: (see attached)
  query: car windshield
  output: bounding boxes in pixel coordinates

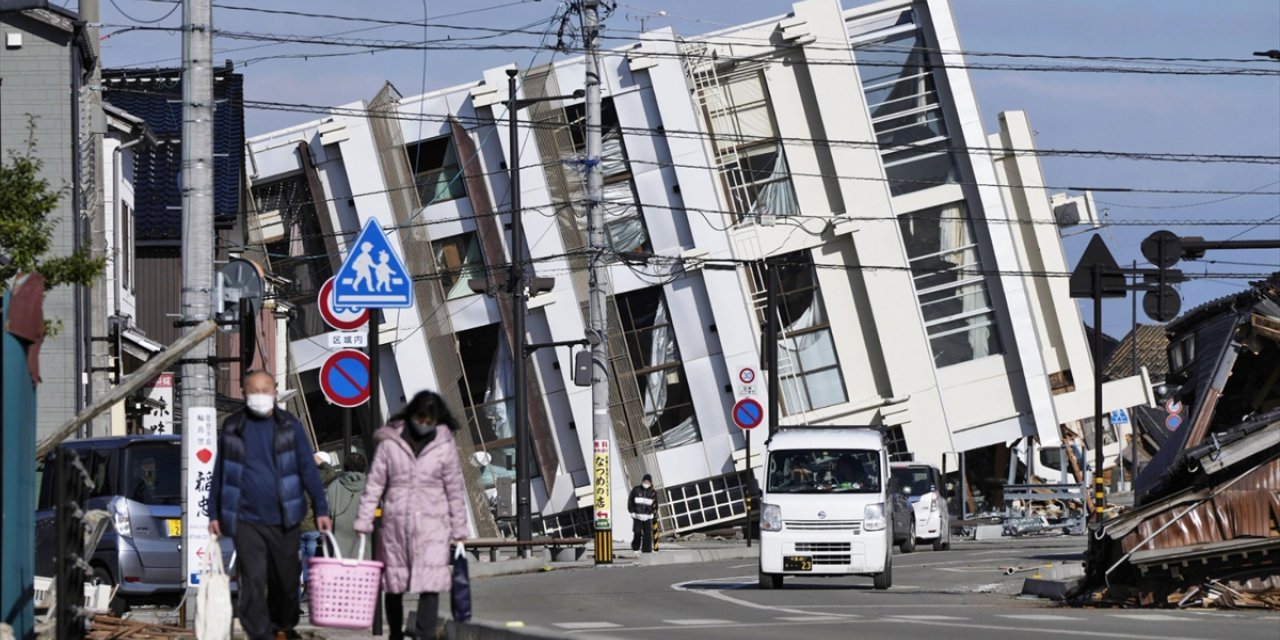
[123,443,182,505]
[892,467,933,496]
[767,449,881,493]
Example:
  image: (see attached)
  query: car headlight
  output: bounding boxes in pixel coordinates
[760,503,782,532]
[863,503,886,531]
[111,497,132,537]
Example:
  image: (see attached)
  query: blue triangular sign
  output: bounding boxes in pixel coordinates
[332,218,413,309]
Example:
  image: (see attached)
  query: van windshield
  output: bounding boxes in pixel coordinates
[123,443,183,505]
[891,466,933,496]
[767,449,881,493]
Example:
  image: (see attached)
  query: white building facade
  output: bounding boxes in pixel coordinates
[247,0,1149,541]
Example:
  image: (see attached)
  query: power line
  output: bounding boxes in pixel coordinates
[108,0,179,24]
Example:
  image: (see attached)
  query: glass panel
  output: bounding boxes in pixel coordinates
[875,109,949,147]
[801,368,846,411]
[406,136,467,205]
[883,149,958,195]
[123,443,182,505]
[766,449,882,493]
[790,329,837,371]
[433,233,485,300]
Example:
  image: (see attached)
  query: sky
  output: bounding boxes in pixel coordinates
[92,0,1280,337]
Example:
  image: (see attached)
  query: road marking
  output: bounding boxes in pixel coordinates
[887,615,968,621]
[566,619,870,634]
[1110,614,1192,622]
[883,617,1213,640]
[671,576,856,618]
[553,622,622,630]
[663,619,734,625]
[775,616,852,622]
[998,614,1079,621]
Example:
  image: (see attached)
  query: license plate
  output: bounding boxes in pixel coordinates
[783,555,812,571]
[166,519,182,537]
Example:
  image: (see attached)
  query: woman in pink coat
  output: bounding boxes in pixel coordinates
[355,391,469,639]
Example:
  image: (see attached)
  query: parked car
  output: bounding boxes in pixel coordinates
[891,462,952,551]
[35,436,235,614]
[758,427,912,590]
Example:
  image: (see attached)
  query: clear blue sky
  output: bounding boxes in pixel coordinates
[94,0,1280,337]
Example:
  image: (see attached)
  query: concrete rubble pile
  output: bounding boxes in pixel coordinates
[1076,275,1280,608]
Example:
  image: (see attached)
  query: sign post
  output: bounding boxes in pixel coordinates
[733,366,763,547]
[327,217,411,636]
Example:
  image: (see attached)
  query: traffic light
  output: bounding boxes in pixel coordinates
[1140,231,1184,322]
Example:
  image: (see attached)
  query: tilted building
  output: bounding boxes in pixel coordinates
[246,0,1150,541]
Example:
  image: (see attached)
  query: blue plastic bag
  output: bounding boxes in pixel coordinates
[451,543,472,623]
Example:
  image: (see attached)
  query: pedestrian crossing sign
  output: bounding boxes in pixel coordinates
[333,218,413,309]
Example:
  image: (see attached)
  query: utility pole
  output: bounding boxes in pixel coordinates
[508,68,533,551]
[583,0,613,565]
[179,0,216,622]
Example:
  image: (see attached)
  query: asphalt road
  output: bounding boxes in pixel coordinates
[467,538,1280,640]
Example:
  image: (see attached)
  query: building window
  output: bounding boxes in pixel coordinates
[565,100,651,255]
[457,324,531,489]
[253,175,333,337]
[406,135,467,205]
[699,68,798,222]
[898,202,1003,367]
[432,232,485,300]
[854,20,959,196]
[768,254,848,414]
[616,287,700,450]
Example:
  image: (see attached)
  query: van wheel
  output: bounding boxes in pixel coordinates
[92,566,129,617]
[758,571,783,590]
[899,522,917,554]
[873,552,892,590]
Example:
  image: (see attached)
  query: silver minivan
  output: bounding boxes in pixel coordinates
[35,436,235,614]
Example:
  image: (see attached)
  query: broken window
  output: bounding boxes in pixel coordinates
[769,255,848,414]
[564,100,651,256]
[432,232,485,300]
[617,287,701,450]
[406,135,467,205]
[699,68,799,223]
[252,175,333,337]
[898,201,1003,367]
[854,17,959,196]
[457,324,533,489]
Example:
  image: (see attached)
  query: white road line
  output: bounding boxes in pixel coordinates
[1110,614,1193,622]
[883,617,1213,640]
[775,615,852,622]
[553,622,622,630]
[998,614,1079,621]
[670,576,859,618]
[663,619,735,626]
[886,615,968,621]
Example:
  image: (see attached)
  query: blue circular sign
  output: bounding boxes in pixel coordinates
[733,398,764,430]
[320,349,370,408]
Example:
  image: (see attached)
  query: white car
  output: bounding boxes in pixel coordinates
[890,462,951,551]
[758,428,896,590]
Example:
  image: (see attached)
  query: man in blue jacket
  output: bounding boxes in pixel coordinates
[210,371,330,640]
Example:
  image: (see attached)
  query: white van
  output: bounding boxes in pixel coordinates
[757,427,897,590]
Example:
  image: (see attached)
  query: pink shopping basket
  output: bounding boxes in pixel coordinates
[308,531,383,629]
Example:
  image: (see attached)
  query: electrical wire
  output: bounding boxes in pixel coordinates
[109,0,179,24]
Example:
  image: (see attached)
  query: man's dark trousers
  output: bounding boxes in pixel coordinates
[631,518,653,553]
[236,522,302,640]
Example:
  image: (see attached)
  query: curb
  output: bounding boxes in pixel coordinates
[629,545,756,566]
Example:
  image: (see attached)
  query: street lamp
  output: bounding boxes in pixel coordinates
[501,68,582,548]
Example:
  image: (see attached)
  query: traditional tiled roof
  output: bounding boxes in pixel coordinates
[1103,324,1170,382]
[101,66,245,243]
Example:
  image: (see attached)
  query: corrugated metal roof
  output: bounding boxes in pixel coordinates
[101,68,245,242]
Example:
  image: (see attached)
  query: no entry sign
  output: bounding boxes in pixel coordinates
[320,349,371,408]
[733,398,764,430]
[318,277,369,331]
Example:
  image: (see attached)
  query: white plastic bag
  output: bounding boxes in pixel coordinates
[195,535,234,640]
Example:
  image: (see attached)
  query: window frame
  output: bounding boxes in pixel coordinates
[405,135,467,206]
[431,232,486,300]
[616,286,701,448]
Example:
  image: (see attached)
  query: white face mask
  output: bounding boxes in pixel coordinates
[642,482,652,490]
[246,393,276,417]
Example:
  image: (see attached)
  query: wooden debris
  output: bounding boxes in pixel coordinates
[88,615,195,639]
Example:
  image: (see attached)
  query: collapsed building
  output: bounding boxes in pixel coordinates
[245,0,1151,544]
[1082,275,1280,608]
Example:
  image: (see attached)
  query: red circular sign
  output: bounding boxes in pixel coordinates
[318,277,369,331]
[319,349,371,408]
[733,398,764,430]
[739,367,756,384]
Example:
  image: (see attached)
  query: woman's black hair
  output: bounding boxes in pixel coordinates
[391,390,460,431]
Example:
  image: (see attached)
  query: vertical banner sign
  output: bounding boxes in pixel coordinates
[185,407,218,586]
[593,440,611,529]
[142,373,175,434]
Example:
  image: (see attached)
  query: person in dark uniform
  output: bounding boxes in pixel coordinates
[628,474,658,553]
